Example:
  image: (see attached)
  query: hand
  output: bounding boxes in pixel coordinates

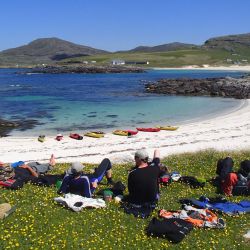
[91,181,98,188]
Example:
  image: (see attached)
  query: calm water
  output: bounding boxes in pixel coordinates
[0,68,245,135]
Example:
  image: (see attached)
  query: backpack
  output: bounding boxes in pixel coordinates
[147,217,193,243]
[0,165,15,181]
[233,174,250,195]
[159,174,172,186]
[216,157,233,181]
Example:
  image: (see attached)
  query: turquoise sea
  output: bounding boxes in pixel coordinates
[0,68,245,136]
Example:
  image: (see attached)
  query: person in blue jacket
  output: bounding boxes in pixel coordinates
[58,158,114,197]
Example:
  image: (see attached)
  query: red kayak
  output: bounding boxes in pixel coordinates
[55,134,63,141]
[136,127,161,132]
[124,130,138,135]
[69,133,83,140]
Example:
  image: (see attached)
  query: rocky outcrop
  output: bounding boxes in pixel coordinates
[27,65,145,74]
[0,119,39,137]
[145,76,250,99]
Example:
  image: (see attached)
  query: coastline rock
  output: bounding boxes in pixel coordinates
[25,65,145,74]
[0,119,39,137]
[145,76,250,99]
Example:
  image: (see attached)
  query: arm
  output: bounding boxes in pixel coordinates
[58,176,71,194]
[20,165,39,177]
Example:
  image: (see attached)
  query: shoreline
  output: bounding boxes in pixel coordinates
[1,99,250,164]
[152,65,250,72]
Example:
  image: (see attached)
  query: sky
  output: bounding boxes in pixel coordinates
[0,0,250,52]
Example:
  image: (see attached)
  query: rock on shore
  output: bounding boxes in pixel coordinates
[0,119,39,137]
[27,65,145,74]
[145,76,250,99]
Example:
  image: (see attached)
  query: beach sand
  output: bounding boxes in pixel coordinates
[1,99,250,164]
[153,65,250,71]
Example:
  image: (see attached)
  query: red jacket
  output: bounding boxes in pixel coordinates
[221,173,238,196]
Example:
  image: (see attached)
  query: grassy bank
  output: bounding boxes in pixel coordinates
[1,150,250,249]
[62,48,250,68]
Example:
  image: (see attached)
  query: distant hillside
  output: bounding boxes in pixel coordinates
[126,42,199,53]
[0,38,108,66]
[0,33,250,67]
[204,33,250,52]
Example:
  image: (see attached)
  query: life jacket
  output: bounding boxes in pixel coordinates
[159,206,225,228]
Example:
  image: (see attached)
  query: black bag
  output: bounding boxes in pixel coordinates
[111,181,126,196]
[122,202,156,219]
[147,217,193,243]
[179,176,205,188]
[216,157,233,181]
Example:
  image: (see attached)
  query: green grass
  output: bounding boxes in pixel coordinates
[62,48,250,68]
[1,150,250,249]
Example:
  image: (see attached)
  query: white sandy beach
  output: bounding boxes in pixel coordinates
[153,65,250,71]
[1,99,250,164]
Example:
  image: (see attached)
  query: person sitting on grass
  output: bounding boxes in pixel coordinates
[58,158,114,198]
[126,149,162,205]
[216,157,250,196]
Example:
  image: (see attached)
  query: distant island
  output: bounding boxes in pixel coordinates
[0,33,250,68]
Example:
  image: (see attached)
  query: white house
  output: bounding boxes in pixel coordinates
[112,59,125,65]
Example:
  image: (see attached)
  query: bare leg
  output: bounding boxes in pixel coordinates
[153,149,160,159]
[49,154,56,166]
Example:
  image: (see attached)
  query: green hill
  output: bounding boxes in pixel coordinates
[0,38,108,66]
[124,42,199,53]
[0,33,250,67]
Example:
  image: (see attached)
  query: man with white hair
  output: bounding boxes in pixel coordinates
[58,158,114,197]
[127,149,161,205]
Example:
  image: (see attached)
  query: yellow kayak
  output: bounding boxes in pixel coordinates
[157,126,179,131]
[112,130,128,136]
[84,132,104,138]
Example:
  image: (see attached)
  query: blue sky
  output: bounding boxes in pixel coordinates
[0,0,250,52]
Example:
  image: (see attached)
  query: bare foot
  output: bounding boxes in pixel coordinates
[49,154,56,166]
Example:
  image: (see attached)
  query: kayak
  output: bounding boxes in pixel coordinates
[90,131,105,135]
[125,130,138,135]
[157,126,179,131]
[113,130,128,136]
[69,133,83,140]
[55,134,63,141]
[38,135,45,142]
[113,130,138,136]
[136,127,160,132]
[84,132,104,138]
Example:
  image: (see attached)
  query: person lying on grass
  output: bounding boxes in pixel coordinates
[58,158,114,198]
[11,154,56,175]
[0,155,59,189]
